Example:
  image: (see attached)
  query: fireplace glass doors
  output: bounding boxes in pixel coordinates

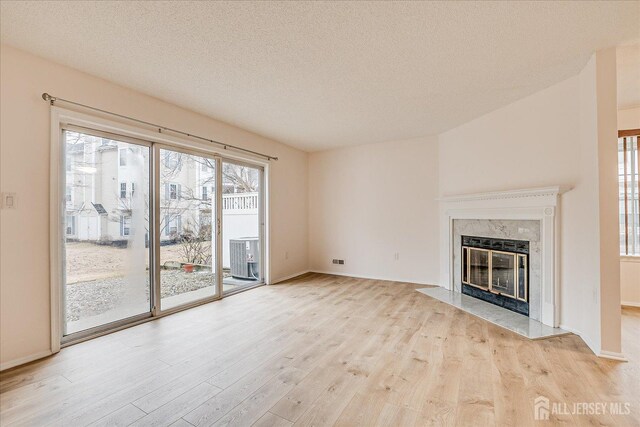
[467,248,490,289]
[491,251,516,298]
[461,236,529,315]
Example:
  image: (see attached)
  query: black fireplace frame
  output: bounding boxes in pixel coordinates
[461,235,530,316]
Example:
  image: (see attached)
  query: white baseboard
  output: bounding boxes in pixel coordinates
[599,350,628,362]
[309,270,432,285]
[621,301,640,308]
[0,349,52,372]
[559,323,600,356]
[270,270,311,284]
[557,325,627,361]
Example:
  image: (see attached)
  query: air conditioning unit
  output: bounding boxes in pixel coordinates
[229,237,260,280]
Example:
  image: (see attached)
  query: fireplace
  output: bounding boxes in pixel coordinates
[440,187,567,327]
[461,235,529,316]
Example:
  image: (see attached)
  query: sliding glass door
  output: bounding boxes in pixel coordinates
[222,160,264,294]
[60,127,264,341]
[62,129,152,335]
[158,147,219,310]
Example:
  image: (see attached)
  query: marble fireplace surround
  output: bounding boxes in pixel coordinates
[453,219,540,319]
[439,187,570,328]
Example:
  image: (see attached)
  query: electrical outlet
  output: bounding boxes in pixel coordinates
[338,259,345,265]
[332,259,339,264]
[1,193,17,209]
[394,253,399,261]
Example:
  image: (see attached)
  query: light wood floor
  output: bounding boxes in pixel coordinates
[1,273,638,426]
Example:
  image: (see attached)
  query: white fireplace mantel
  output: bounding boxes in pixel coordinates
[438,186,571,328]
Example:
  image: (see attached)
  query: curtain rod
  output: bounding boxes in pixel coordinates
[41,93,278,161]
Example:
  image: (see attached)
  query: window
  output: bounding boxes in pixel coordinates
[120,215,131,236]
[166,183,180,200]
[619,131,639,256]
[221,160,263,294]
[62,129,151,337]
[58,125,266,341]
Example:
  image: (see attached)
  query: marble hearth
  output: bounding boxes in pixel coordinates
[417,286,569,339]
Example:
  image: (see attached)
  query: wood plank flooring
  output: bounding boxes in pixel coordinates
[1,273,639,426]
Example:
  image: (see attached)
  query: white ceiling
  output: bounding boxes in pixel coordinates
[1,1,639,151]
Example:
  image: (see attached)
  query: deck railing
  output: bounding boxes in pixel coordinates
[222,192,258,211]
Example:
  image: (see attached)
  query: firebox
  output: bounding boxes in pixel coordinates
[461,235,529,316]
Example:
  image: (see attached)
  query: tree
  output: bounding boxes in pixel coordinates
[64,132,259,246]
[222,162,258,193]
[179,220,211,265]
[191,157,259,193]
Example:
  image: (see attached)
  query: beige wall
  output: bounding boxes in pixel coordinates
[437,70,606,352]
[308,136,440,284]
[621,259,640,306]
[0,45,309,368]
[618,106,640,130]
[308,55,621,354]
[438,78,580,195]
[1,42,627,367]
[437,51,621,355]
[594,49,621,355]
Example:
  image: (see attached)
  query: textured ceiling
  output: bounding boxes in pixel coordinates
[1,1,639,151]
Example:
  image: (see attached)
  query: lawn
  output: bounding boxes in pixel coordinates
[64,241,214,322]
[65,241,208,283]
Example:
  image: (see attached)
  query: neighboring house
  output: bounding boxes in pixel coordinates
[64,133,256,245]
[65,135,124,242]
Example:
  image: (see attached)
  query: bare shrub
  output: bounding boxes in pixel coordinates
[179,221,211,265]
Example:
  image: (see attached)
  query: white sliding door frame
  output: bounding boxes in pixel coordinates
[221,158,266,296]
[50,107,270,352]
[58,125,155,345]
[154,143,222,314]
